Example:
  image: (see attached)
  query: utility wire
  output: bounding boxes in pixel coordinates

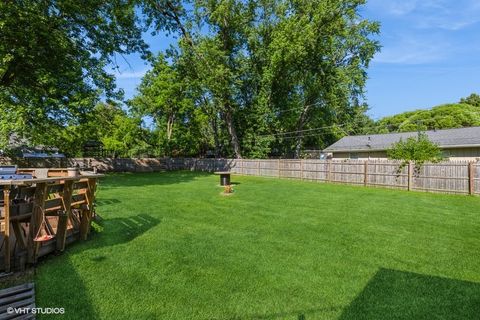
[271,101,324,115]
[272,131,340,140]
[256,117,433,141]
[257,124,347,138]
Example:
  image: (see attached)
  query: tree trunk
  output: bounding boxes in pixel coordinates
[212,116,221,157]
[294,104,311,159]
[0,58,16,87]
[203,97,221,158]
[166,113,174,140]
[223,108,242,158]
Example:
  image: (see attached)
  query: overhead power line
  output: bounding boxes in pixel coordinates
[272,101,324,115]
[257,124,347,138]
[271,131,341,140]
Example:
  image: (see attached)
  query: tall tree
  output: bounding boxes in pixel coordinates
[0,0,187,151]
[136,0,379,158]
[0,1,149,145]
[130,54,210,156]
[258,0,379,157]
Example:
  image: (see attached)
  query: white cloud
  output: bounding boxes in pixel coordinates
[374,35,449,65]
[364,0,480,65]
[367,0,423,16]
[367,0,480,30]
[383,0,419,16]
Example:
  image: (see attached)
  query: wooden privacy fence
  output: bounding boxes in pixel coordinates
[1,157,479,195]
[170,158,480,196]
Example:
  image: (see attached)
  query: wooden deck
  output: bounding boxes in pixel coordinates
[0,168,103,273]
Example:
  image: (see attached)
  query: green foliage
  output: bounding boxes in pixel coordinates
[135,0,380,158]
[0,1,152,149]
[387,133,443,169]
[129,54,209,157]
[0,1,191,154]
[460,93,480,107]
[1,1,380,158]
[257,0,380,157]
[101,115,150,158]
[52,103,152,157]
[373,103,480,133]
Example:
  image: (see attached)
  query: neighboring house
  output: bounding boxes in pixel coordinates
[323,126,480,161]
[2,133,65,158]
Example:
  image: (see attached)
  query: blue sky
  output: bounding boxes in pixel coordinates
[114,0,480,120]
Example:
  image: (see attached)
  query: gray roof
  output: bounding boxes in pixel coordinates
[324,126,480,152]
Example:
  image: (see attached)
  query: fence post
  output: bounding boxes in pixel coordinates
[407,161,413,191]
[257,160,261,176]
[300,159,304,180]
[364,160,368,186]
[468,162,475,195]
[327,160,332,182]
[278,159,281,178]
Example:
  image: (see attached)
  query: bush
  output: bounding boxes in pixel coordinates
[387,133,443,172]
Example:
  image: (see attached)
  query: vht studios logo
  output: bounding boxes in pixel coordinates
[7,307,65,315]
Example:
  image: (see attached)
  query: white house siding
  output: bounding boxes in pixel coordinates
[331,147,480,161]
[444,147,480,161]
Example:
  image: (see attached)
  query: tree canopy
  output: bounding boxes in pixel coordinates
[0,0,187,152]
[5,0,476,159]
[0,1,148,146]
[460,93,480,108]
[371,102,480,134]
[131,0,380,158]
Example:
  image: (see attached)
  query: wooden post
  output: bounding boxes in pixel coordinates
[327,160,332,182]
[80,178,96,240]
[12,221,27,251]
[278,159,281,178]
[363,161,368,186]
[257,160,260,176]
[468,162,475,195]
[28,182,47,264]
[56,180,73,252]
[3,187,11,272]
[407,161,413,191]
[300,159,304,180]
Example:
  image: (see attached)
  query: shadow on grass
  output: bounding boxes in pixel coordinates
[95,198,121,206]
[89,214,161,249]
[232,306,343,320]
[339,268,480,320]
[32,214,160,319]
[35,256,99,319]
[99,171,212,189]
[238,268,480,320]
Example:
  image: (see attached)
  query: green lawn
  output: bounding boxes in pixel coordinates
[31,171,480,319]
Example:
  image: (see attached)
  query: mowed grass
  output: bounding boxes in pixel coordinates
[32,171,480,319]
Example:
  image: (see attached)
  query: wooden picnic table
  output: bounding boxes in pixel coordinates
[214,171,231,186]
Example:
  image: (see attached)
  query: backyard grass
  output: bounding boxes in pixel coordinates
[28,171,480,319]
